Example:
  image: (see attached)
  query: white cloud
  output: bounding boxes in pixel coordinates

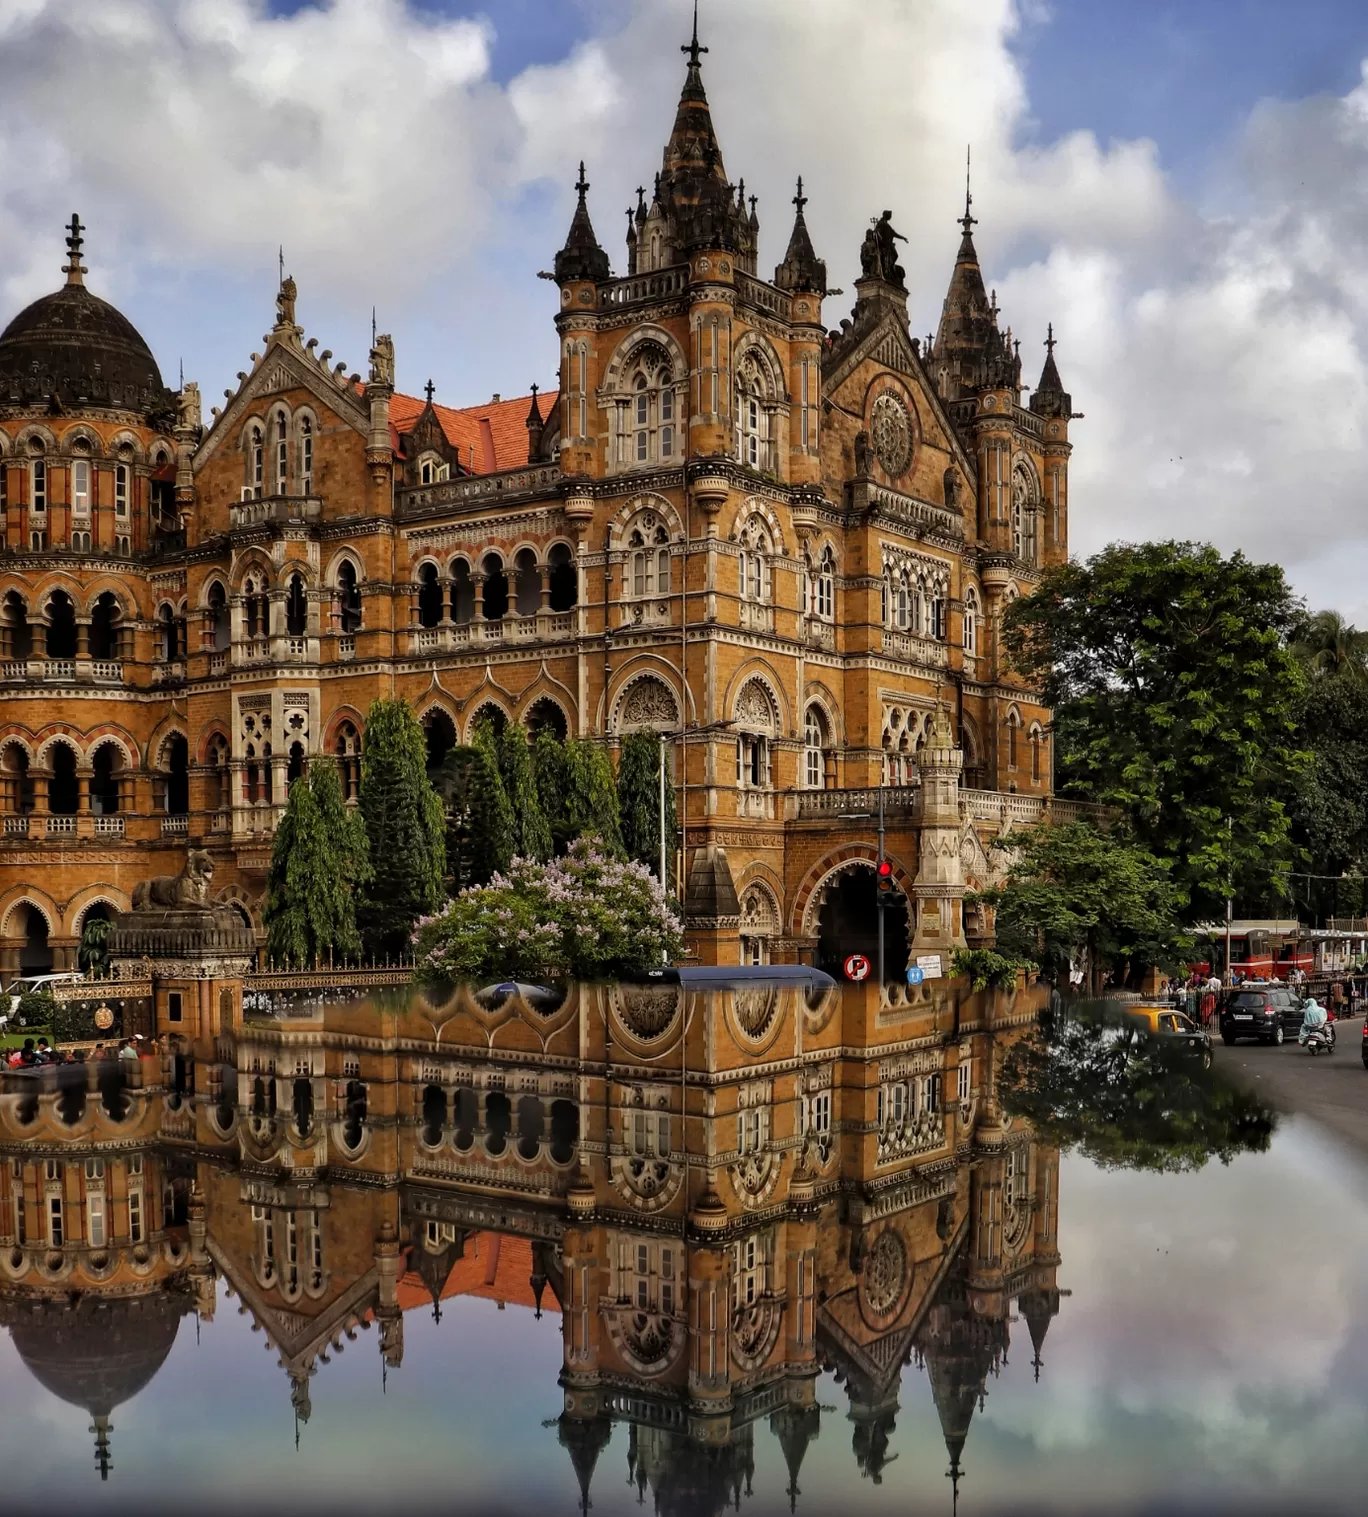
[2,0,1368,616]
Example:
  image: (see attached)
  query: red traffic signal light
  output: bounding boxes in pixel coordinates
[876,858,894,893]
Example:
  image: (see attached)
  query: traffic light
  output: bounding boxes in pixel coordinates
[876,858,894,900]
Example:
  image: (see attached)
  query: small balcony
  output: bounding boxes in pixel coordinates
[231,493,322,530]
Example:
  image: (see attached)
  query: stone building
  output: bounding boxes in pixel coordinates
[0,26,1081,975]
[0,975,1063,1502]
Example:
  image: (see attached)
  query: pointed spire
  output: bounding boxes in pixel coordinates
[775,175,827,295]
[1029,324,1073,418]
[558,1410,613,1515]
[554,162,611,283]
[63,213,87,287]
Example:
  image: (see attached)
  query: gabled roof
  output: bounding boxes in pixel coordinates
[390,387,559,474]
[395,1230,559,1314]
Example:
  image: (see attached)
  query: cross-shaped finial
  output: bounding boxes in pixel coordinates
[424,378,435,404]
[1045,322,1056,354]
[279,245,285,284]
[793,176,807,215]
[682,0,707,66]
[530,382,539,399]
[960,144,977,235]
[63,213,86,286]
[748,193,757,217]
[575,161,589,200]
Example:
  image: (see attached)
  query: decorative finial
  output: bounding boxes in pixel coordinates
[960,145,977,235]
[683,0,707,67]
[530,382,539,399]
[279,244,284,284]
[424,378,435,405]
[575,161,589,201]
[793,176,807,215]
[749,193,758,216]
[63,213,86,286]
[1045,322,1056,355]
[372,306,377,346]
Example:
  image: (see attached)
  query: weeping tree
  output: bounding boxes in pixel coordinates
[357,698,446,957]
[560,738,623,857]
[532,729,571,853]
[264,758,372,967]
[497,721,552,862]
[617,732,677,886]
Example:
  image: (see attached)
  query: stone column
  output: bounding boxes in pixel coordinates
[911,703,967,955]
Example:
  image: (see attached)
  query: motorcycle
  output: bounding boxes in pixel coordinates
[1302,1021,1337,1056]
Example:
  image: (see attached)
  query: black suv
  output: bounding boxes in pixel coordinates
[1219,986,1304,1046]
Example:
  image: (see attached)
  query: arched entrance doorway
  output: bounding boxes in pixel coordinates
[17,905,53,975]
[815,866,910,983]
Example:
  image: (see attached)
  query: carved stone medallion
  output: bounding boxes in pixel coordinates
[870,393,912,477]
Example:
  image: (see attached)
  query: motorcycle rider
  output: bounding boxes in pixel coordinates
[1299,996,1330,1047]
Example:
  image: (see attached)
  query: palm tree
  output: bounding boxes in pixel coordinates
[1294,609,1368,684]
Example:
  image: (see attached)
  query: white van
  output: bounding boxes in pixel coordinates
[4,973,85,1023]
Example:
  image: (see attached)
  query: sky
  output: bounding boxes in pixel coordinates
[3,0,1368,613]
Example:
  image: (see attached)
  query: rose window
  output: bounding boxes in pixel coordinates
[870,393,912,477]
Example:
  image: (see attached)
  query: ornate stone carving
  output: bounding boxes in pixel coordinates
[870,392,912,477]
[734,678,776,732]
[132,849,214,910]
[618,677,678,732]
[861,1228,908,1316]
[177,381,201,431]
[369,333,394,388]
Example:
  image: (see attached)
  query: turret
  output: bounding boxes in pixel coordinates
[554,163,611,284]
[1029,323,1072,419]
[774,177,827,296]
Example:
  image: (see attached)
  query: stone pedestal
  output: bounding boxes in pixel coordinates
[109,906,254,1041]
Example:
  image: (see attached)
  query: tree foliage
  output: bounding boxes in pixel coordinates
[999,1007,1277,1174]
[78,915,111,976]
[617,732,677,885]
[1003,541,1308,919]
[497,721,552,863]
[413,839,683,982]
[531,729,571,854]
[1292,608,1368,687]
[558,739,623,856]
[264,759,372,967]
[982,821,1186,991]
[357,698,445,957]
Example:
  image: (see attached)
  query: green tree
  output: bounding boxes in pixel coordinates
[357,698,446,957]
[617,732,677,885]
[999,1008,1276,1174]
[1284,674,1368,924]
[1003,541,1308,920]
[78,915,111,976]
[532,729,571,853]
[463,722,515,882]
[560,739,623,856]
[497,722,552,862]
[413,839,683,983]
[264,759,372,967]
[1293,608,1368,686]
[982,821,1186,993]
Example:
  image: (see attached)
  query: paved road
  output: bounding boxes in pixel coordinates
[1219,1013,1368,1156]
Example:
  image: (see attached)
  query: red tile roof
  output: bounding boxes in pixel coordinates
[395,1229,560,1316]
[390,387,559,475]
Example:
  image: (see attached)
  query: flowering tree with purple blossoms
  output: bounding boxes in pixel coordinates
[413,838,683,982]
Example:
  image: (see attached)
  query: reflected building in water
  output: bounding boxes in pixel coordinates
[0,977,1062,1508]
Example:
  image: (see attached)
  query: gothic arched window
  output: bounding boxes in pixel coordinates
[803,704,830,790]
[737,517,772,605]
[963,588,980,656]
[626,513,671,599]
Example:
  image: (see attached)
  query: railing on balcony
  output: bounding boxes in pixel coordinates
[154,660,186,684]
[285,637,308,658]
[337,636,355,661]
[1,661,25,680]
[42,659,76,681]
[91,660,124,682]
[46,816,77,836]
[795,785,921,819]
[93,815,125,836]
[230,494,322,530]
[881,630,949,666]
[208,651,228,675]
[241,639,269,664]
[161,815,190,836]
[4,816,29,835]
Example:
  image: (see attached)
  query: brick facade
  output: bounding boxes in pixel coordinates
[0,40,1075,976]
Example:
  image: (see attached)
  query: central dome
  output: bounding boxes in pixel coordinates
[0,216,167,415]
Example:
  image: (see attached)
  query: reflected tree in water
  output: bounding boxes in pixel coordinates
[1000,1007,1276,1173]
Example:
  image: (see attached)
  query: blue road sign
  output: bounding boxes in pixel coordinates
[906,966,925,986]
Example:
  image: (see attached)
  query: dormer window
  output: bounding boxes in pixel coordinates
[274,412,288,495]
[299,417,313,494]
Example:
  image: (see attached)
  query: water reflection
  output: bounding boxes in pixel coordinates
[999,1001,1278,1173]
[0,979,1066,1511]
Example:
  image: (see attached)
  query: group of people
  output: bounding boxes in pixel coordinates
[4,1036,148,1069]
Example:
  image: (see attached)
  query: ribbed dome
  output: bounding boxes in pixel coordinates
[0,217,167,415]
[7,1291,185,1418]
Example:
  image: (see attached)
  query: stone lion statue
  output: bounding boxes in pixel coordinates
[132,849,215,911]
